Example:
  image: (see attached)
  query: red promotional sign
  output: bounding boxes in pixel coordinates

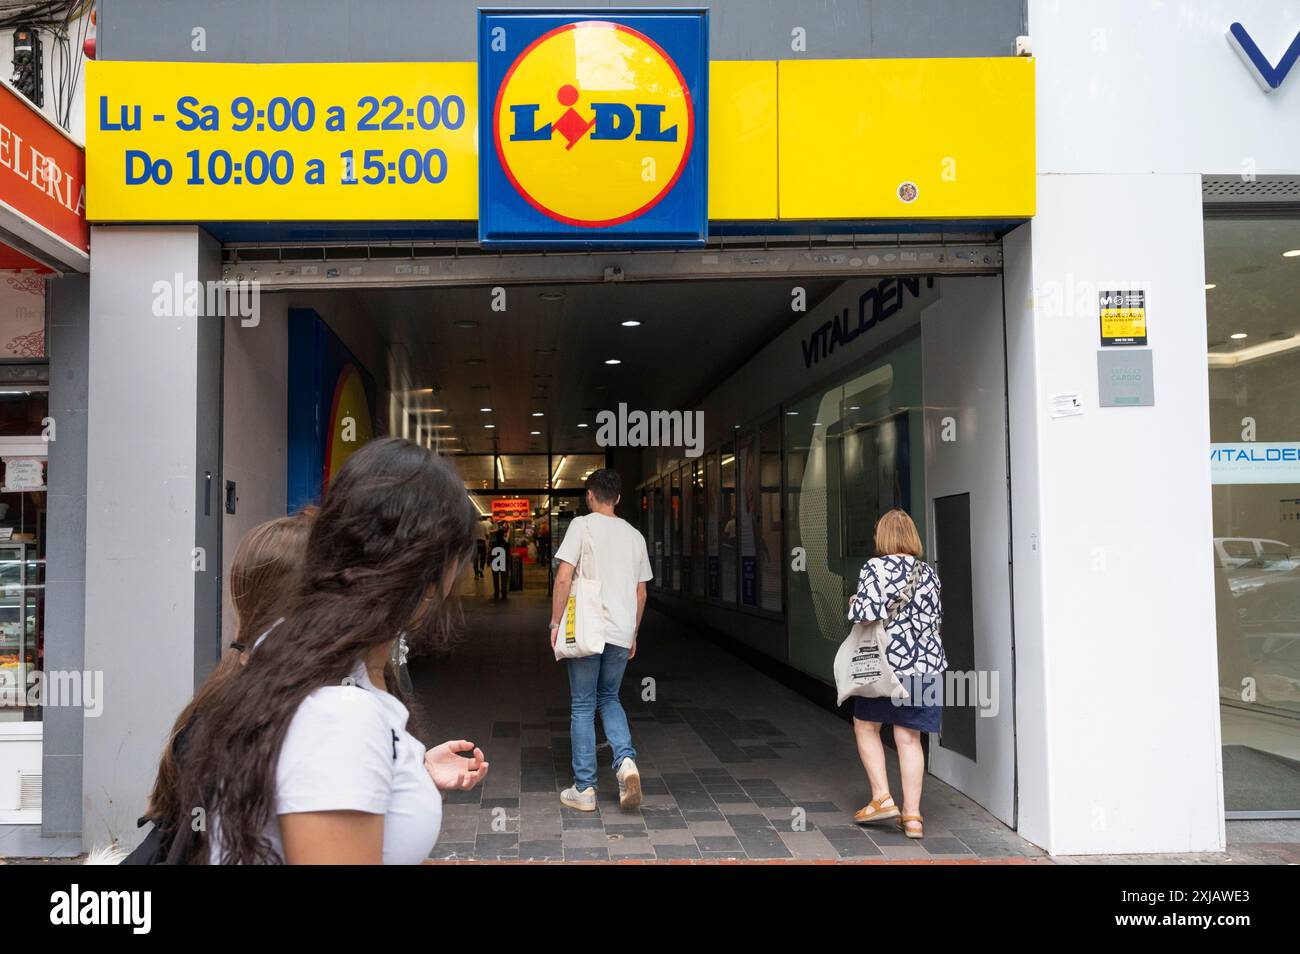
[491,498,532,521]
[0,79,88,269]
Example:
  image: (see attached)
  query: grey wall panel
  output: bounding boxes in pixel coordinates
[100,0,1023,62]
[43,273,90,838]
[82,226,215,851]
[193,230,224,686]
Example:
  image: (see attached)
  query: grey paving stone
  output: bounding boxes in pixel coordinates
[644,814,689,830]
[564,847,610,861]
[561,829,611,848]
[441,789,482,804]
[725,813,774,830]
[604,823,648,835]
[518,840,564,859]
[696,835,743,852]
[799,801,842,813]
[736,829,793,859]
[780,830,838,860]
[428,842,475,860]
[681,809,726,823]
[924,836,975,855]
[655,844,703,859]
[474,834,518,852]
[561,815,604,830]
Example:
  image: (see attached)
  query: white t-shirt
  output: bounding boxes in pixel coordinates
[554,512,653,648]
[208,661,441,864]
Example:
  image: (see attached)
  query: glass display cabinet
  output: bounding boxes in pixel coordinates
[0,540,41,716]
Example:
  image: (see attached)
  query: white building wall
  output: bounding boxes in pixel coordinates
[220,294,289,650]
[1008,0,1300,853]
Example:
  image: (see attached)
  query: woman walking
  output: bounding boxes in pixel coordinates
[144,437,489,863]
[847,508,946,839]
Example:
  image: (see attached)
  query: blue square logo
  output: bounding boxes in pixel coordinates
[478,9,708,247]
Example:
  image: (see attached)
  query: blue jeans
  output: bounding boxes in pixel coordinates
[566,644,637,791]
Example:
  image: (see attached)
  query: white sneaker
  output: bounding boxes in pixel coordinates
[560,785,597,812]
[616,758,642,811]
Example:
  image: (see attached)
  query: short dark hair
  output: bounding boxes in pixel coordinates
[585,468,621,504]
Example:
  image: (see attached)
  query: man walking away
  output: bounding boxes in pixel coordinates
[474,517,490,579]
[490,522,511,600]
[549,469,652,811]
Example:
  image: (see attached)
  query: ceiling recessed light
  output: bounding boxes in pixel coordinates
[1204,283,1216,290]
[1283,249,1300,258]
[484,424,495,429]
[479,407,492,412]
[605,358,621,365]
[621,320,641,327]
[453,320,479,329]
[532,411,545,417]
[786,410,798,416]
[1230,332,1248,340]
[465,358,485,366]
[530,430,541,436]
[577,423,589,428]
[540,291,565,301]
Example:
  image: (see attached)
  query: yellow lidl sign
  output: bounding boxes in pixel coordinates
[85,56,1033,224]
[484,13,704,242]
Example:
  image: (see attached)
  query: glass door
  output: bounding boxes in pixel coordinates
[1206,214,1300,818]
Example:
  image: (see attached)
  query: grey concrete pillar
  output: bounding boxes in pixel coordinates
[42,273,89,838]
[82,226,222,850]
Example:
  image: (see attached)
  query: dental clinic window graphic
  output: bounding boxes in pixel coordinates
[478,10,708,246]
[1227,21,1300,92]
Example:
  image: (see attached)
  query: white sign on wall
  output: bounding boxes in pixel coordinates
[2,456,44,491]
[1210,442,1300,485]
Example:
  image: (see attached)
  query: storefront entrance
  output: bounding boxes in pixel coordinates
[220,243,1019,830]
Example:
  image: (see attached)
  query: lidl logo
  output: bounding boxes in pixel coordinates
[479,11,707,246]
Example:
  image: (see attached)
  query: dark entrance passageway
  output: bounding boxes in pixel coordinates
[407,583,1040,862]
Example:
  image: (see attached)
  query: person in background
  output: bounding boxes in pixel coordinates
[536,517,552,566]
[143,507,318,837]
[144,438,489,863]
[847,508,946,840]
[490,521,511,600]
[473,517,490,579]
[548,468,653,812]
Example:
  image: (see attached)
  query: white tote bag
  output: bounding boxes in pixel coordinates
[833,560,923,705]
[553,517,607,661]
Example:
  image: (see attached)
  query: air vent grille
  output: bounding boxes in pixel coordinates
[18,771,41,812]
[1203,176,1300,204]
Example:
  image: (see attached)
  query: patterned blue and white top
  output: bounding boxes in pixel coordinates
[847,555,946,676]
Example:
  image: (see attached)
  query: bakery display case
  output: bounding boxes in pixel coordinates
[0,539,41,716]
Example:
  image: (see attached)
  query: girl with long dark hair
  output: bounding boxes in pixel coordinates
[147,437,488,864]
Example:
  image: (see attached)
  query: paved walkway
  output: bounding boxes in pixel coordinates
[415,580,1044,862]
[3,577,1294,863]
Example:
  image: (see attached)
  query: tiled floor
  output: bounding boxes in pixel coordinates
[5,579,1295,864]
[414,582,1045,863]
[0,825,81,859]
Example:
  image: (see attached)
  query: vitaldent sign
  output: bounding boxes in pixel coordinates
[1227,21,1300,92]
[1211,442,1300,484]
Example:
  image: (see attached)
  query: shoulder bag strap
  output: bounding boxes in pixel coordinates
[883,559,924,624]
[575,517,597,582]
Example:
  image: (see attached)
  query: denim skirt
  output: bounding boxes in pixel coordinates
[852,672,943,733]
